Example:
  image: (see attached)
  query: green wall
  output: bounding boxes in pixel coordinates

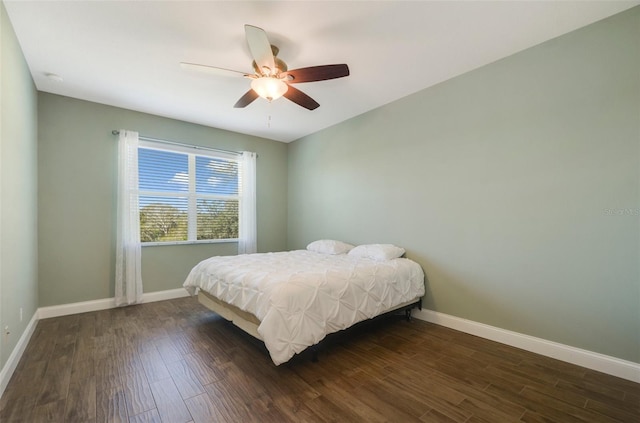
[0,2,39,370]
[38,93,288,306]
[288,8,640,363]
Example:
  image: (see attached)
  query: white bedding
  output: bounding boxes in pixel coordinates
[183,250,425,365]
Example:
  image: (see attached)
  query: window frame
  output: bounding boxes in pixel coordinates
[138,139,241,246]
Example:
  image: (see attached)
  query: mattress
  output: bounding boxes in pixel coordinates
[183,250,425,365]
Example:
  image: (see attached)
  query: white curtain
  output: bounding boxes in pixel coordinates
[115,130,143,306]
[238,151,257,254]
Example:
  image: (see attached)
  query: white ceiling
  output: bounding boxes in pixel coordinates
[4,1,638,143]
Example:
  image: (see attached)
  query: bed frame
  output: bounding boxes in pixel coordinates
[197,290,422,362]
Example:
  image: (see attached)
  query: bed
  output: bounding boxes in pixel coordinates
[183,241,425,365]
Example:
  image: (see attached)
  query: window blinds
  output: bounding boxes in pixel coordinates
[137,140,241,243]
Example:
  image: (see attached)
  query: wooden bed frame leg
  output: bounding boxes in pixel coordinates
[405,308,412,322]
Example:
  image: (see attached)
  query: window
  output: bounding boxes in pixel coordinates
[137,140,241,244]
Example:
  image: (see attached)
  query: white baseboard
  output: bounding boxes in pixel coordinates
[142,288,191,303]
[0,312,38,398]
[38,288,190,319]
[413,308,640,383]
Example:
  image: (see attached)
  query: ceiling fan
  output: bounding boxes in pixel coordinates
[180,25,350,110]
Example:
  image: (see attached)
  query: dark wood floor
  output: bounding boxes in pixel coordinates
[0,297,638,422]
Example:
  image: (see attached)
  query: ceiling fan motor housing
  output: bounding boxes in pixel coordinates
[252,46,288,75]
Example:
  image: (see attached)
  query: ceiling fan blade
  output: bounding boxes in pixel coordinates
[283,85,320,110]
[245,25,275,74]
[234,89,259,108]
[180,62,247,77]
[284,64,350,83]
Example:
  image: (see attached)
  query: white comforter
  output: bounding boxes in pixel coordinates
[183,250,425,365]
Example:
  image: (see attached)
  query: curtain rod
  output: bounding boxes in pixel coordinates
[111,130,242,156]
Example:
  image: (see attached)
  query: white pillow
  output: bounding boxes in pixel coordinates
[348,244,405,261]
[306,239,355,255]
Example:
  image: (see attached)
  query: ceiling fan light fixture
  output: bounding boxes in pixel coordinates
[251,76,288,102]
